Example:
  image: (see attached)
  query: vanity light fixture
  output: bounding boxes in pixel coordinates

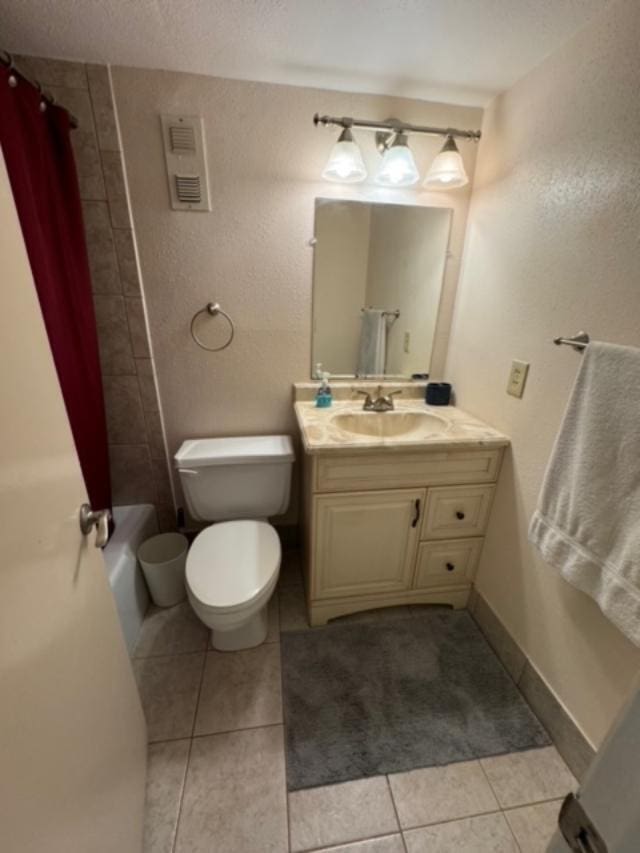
[314,113,480,189]
[321,126,367,183]
[423,135,469,190]
[374,132,420,187]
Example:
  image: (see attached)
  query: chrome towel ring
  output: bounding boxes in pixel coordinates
[190,302,235,352]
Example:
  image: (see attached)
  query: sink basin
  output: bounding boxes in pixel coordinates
[331,410,449,439]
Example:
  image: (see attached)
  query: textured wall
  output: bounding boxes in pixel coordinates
[16,56,174,529]
[446,0,640,746]
[111,67,481,515]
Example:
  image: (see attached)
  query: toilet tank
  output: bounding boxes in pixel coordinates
[174,435,295,522]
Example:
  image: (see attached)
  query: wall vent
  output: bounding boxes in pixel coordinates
[160,114,210,211]
[175,175,202,204]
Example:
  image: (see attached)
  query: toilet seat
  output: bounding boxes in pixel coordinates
[186,520,280,613]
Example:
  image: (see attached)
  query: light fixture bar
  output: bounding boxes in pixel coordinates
[313,113,481,142]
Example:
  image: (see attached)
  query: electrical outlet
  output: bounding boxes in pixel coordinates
[403,331,410,354]
[507,359,529,398]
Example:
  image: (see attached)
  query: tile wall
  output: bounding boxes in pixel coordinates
[15,55,175,530]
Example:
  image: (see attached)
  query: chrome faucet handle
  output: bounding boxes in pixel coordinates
[355,389,374,409]
[383,389,403,410]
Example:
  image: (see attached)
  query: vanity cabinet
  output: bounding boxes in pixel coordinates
[302,448,504,626]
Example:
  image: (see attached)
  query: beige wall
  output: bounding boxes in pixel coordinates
[446,0,640,746]
[111,67,480,513]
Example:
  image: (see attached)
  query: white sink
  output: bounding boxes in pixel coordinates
[331,410,449,439]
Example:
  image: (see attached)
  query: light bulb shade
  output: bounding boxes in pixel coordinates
[374,133,419,187]
[322,128,367,183]
[423,136,469,190]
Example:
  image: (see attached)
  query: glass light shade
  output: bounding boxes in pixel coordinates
[423,136,469,190]
[374,133,419,187]
[322,128,367,183]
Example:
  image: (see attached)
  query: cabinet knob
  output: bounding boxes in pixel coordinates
[455,510,465,520]
[446,562,455,572]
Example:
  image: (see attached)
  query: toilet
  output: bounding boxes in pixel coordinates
[174,435,294,651]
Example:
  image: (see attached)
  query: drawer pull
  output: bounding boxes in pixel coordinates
[455,510,466,520]
[412,499,421,528]
[446,562,455,572]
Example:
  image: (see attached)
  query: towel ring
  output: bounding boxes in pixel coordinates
[190,302,235,352]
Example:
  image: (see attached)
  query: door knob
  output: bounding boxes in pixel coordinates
[79,503,111,548]
[455,510,465,520]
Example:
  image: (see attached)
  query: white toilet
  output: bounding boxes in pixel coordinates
[174,435,294,651]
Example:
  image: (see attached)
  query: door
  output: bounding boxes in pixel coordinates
[0,151,147,852]
[548,677,640,852]
[313,488,425,598]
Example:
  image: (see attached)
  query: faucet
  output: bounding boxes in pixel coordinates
[356,386,402,412]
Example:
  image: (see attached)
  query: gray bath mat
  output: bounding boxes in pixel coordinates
[281,609,550,791]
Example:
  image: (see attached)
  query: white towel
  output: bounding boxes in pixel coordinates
[529,341,640,646]
[357,309,386,377]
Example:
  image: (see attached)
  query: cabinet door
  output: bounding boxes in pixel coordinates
[313,489,425,599]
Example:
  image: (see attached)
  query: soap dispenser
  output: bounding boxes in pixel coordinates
[315,371,333,408]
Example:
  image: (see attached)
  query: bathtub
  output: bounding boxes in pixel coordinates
[103,504,158,654]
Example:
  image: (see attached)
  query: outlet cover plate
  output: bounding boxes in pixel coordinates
[507,359,529,398]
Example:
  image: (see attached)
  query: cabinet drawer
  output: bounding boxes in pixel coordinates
[314,449,502,493]
[414,538,483,589]
[421,484,495,539]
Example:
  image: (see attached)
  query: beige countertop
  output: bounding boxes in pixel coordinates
[294,399,510,454]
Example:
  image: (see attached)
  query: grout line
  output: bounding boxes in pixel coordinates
[299,830,405,853]
[277,596,293,852]
[190,651,208,738]
[170,736,195,853]
[148,720,285,747]
[385,775,408,852]
[501,808,524,853]
[502,795,566,812]
[401,806,505,833]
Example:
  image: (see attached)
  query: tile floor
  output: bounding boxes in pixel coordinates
[133,551,575,852]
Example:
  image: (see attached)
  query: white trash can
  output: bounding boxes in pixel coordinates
[138,532,188,607]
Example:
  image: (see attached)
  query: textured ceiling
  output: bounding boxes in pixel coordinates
[1,0,608,105]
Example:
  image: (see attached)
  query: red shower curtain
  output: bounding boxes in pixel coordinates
[1,66,111,511]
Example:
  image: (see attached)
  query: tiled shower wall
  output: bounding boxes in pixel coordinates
[16,55,175,531]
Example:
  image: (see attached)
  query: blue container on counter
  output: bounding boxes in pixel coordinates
[426,382,452,406]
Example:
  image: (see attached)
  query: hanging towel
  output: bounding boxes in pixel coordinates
[357,309,386,376]
[529,342,640,645]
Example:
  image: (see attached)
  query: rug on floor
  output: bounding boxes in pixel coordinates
[281,609,550,791]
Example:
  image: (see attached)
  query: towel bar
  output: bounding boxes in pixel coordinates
[553,331,590,352]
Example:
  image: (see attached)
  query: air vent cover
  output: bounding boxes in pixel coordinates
[160,114,210,211]
[169,124,196,154]
[175,175,202,204]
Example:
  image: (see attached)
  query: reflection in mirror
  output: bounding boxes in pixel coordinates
[311,199,452,378]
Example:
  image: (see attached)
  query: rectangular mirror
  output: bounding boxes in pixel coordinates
[311,198,452,378]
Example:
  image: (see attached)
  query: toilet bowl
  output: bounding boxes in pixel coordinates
[186,519,281,650]
[175,435,294,651]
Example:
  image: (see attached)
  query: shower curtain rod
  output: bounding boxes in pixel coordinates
[1,50,79,129]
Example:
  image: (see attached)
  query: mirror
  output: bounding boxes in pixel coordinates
[311,198,452,378]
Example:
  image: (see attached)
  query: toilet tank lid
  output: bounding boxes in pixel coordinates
[174,435,295,468]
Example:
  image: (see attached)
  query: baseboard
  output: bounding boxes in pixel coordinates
[469,589,596,781]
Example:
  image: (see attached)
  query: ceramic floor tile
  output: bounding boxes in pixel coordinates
[403,812,518,852]
[279,582,311,631]
[504,799,563,853]
[134,603,208,658]
[194,644,282,735]
[313,836,405,853]
[143,739,191,853]
[388,760,499,829]
[480,747,576,808]
[289,777,399,852]
[133,653,204,741]
[175,726,287,853]
[266,592,280,643]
